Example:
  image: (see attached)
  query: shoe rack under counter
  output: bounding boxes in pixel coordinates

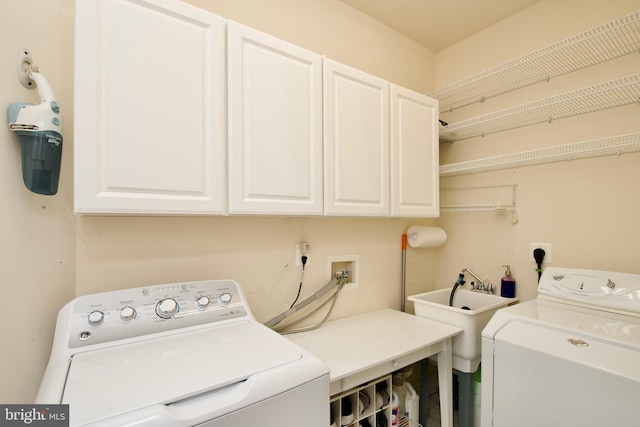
[285,308,462,427]
[331,375,393,427]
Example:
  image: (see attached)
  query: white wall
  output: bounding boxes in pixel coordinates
[433,0,640,301]
[0,0,436,403]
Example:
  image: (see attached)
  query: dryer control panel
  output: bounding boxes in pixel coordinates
[64,280,249,348]
[538,267,640,316]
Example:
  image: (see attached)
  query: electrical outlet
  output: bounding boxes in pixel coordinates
[529,242,552,263]
[295,242,311,266]
[300,242,311,255]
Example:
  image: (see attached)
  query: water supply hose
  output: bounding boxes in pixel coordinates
[449,273,466,307]
[265,272,350,333]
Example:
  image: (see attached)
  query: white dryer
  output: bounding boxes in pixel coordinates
[36,279,329,426]
[481,267,640,427]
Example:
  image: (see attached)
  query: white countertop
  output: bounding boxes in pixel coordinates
[286,308,462,394]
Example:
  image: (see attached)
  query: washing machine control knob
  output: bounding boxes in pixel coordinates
[119,305,137,321]
[156,298,179,319]
[87,310,105,326]
[196,296,211,309]
[218,293,232,305]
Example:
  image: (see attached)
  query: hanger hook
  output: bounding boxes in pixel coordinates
[16,47,39,89]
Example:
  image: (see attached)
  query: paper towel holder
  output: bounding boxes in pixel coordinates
[401,226,447,312]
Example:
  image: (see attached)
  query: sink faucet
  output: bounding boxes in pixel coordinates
[461,268,495,294]
[449,268,496,307]
[461,268,483,284]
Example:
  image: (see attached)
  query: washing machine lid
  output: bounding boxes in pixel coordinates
[494,319,640,381]
[490,319,640,427]
[62,320,301,426]
[483,298,640,348]
[537,267,640,316]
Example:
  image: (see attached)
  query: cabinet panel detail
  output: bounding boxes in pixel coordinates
[75,0,225,214]
[227,21,323,215]
[391,85,439,217]
[324,59,389,216]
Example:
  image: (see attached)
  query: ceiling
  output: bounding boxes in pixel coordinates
[340,0,541,52]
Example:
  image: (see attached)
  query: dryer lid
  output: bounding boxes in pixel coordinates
[62,320,301,425]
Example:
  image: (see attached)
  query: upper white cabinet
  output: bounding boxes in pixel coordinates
[227,22,323,215]
[324,60,439,217]
[74,0,226,214]
[74,2,439,217]
[323,59,390,216]
[390,85,439,217]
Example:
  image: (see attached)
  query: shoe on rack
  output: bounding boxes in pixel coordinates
[341,397,354,426]
[375,382,390,409]
[358,390,371,414]
[376,412,388,427]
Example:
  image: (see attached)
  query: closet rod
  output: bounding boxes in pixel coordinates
[440,184,518,223]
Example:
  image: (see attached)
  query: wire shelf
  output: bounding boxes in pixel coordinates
[439,74,640,143]
[399,415,422,427]
[440,132,640,176]
[430,10,640,113]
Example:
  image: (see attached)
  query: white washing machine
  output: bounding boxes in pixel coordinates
[481,267,640,427]
[35,279,329,426]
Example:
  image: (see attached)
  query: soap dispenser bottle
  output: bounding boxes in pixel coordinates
[500,265,516,298]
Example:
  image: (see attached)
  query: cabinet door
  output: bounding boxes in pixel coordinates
[227,22,323,215]
[390,85,439,217]
[324,60,390,216]
[74,0,225,214]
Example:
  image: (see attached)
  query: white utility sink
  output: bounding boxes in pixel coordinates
[408,289,517,372]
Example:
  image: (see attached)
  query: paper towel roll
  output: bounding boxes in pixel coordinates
[406,226,447,248]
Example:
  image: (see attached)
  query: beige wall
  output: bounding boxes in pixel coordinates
[185,0,436,92]
[0,0,435,403]
[433,0,640,301]
[0,0,76,404]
